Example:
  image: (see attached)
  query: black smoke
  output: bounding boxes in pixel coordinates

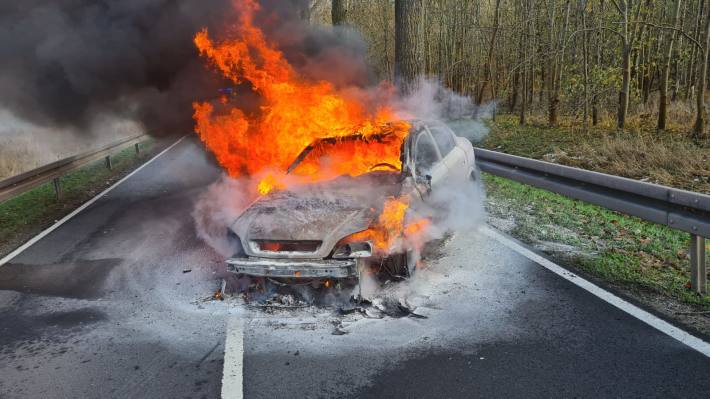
[0,0,235,135]
[260,0,375,88]
[0,0,380,137]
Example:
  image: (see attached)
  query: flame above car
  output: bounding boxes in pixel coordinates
[191,0,410,196]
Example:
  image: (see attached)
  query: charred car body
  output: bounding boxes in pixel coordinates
[226,120,476,283]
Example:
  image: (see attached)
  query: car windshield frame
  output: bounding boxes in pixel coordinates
[286,131,402,175]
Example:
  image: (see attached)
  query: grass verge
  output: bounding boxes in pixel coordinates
[483,173,710,309]
[0,139,159,259]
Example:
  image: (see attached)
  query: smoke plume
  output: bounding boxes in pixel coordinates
[0,0,238,135]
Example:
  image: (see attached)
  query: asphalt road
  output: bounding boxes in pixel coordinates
[1,137,709,398]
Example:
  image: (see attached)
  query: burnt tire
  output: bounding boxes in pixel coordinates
[385,250,415,279]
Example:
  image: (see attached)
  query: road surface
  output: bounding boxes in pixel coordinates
[1,137,709,398]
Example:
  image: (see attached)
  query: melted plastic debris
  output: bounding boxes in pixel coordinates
[337,296,427,319]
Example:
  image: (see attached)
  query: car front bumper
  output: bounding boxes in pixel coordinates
[226,256,358,278]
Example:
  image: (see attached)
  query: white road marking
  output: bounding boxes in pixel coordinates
[222,316,244,399]
[483,226,710,358]
[0,135,187,267]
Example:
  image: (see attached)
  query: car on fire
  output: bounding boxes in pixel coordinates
[225,120,476,284]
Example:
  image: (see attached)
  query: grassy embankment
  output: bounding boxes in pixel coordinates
[480,114,710,308]
[0,139,157,258]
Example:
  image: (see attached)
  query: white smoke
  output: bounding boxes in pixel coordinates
[395,78,493,143]
[368,77,491,298]
[192,175,259,257]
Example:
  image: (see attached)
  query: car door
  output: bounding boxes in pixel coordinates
[413,130,448,190]
[427,123,469,181]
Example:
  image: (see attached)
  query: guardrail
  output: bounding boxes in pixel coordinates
[0,134,149,203]
[475,147,710,294]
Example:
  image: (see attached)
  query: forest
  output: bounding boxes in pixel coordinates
[307,0,710,140]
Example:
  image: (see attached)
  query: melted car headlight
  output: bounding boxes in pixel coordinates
[332,241,372,259]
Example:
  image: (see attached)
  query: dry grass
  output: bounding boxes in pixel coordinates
[484,113,710,193]
[0,110,144,180]
[0,137,64,180]
[551,135,710,193]
[0,135,99,180]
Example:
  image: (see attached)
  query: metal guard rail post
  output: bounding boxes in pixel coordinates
[475,147,710,294]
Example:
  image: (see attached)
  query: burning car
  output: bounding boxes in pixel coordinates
[225,120,476,283]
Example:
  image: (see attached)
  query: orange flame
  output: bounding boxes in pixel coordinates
[192,0,409,194]
[347,196,431,254]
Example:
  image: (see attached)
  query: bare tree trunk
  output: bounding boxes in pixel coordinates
[693,6,710,139]
[686,0,705,100]
[673,0,688,101]
[659,0,682,131]
[617,1,632,129]
[331,0,347,25]
[619,41,631,129]
[547,0,570,127]
[592,0,604,126]
[511,70,519,112]
[582,0,590,130]
[477,0,502,104]
[519,2,529,125]
[640,33,650,104]
[546,6,558,125]
[395,0,423,93]
[633,0,651,102]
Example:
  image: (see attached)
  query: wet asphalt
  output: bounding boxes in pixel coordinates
[1,137,709,399]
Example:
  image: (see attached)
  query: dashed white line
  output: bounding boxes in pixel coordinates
[483,226,710,358]
[222,316,244,399]
[0,135,187,268]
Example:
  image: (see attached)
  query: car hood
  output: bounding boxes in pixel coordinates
[231,172,402,258]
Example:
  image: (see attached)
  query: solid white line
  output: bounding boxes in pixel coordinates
[482,226,710,358]
[222,316,244,399]
[0,135,187,267]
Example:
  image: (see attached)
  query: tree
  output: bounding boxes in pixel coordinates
[616,0,635,129]
[332,0,347,25]
[341,0,710,135]
[581,0,591,128]
[658,0,682,131]
[394,0,423,92]
[546,0,571,126]
[693,4,710,138]
[477,0,503,104]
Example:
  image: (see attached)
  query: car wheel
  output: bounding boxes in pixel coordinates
[385,249,416,279]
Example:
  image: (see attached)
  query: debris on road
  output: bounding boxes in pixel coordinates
[248,293,310,310]
[182,269,192,273]
[336,296,427,319]
[332,324,349,335]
